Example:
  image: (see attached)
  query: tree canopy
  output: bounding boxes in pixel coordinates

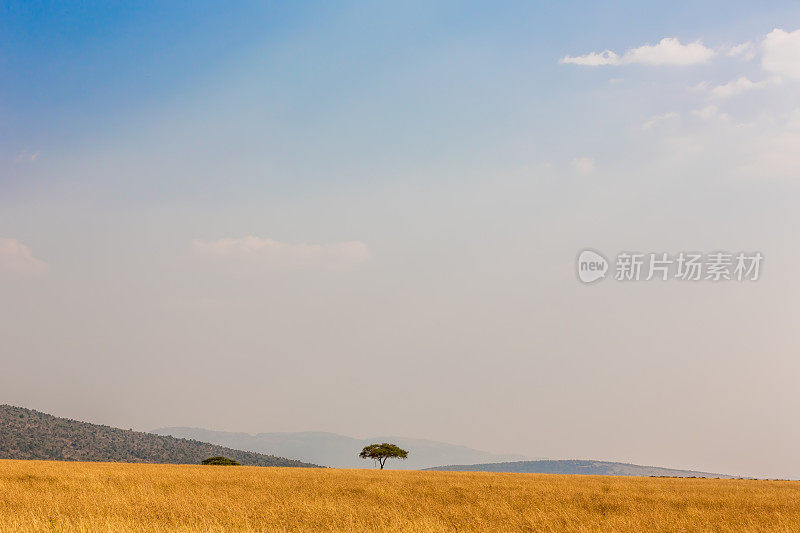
[201,456,240,466]
[358,443,408,469]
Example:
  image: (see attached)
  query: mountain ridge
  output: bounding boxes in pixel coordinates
[425,459,736,478]
[0,405,318,468]
[152,426,531,469]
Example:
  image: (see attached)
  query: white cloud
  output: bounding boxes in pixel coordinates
[0,238,48,277]
[624,38,716,66]
[570,157,595,176]
[704,76,776,100]
[642,112,679,130]
[14,151,40,163]
[561,50,619,66]
[191,236,371,270]
[727,41,756,61]
[762,29,800,79]
[562,37,715,67]
[691,105,724,120]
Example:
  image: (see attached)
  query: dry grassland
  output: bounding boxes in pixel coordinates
[1,459,799,532]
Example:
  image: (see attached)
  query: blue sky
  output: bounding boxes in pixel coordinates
[5,0,799,196]
[4,2,800,478]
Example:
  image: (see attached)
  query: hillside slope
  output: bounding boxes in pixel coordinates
[152,427,531,469]
[426,459,734,478]
[0,405,318,467]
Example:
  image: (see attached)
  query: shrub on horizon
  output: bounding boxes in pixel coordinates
[201,456,240,466]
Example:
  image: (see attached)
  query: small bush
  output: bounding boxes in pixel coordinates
[201,456,240,466]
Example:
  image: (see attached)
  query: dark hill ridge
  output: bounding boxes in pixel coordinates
[426,459,735,478]
[0,405,318,467]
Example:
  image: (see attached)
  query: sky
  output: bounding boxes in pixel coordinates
[3,1,800,478]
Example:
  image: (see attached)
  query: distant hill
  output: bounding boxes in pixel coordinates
[0,405,318,467]
[426,459,735,478]
[152,427,531,469]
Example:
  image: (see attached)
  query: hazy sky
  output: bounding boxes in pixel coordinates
[3,1,800,478]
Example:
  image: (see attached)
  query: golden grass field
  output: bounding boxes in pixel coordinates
[1,460,800,532]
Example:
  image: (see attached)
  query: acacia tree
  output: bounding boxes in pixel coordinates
[359,443,408,469]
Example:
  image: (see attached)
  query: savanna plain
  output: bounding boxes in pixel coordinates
[1,459,799,532]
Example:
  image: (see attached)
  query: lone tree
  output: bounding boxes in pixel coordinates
[359,443,408,470]
[201,456,240,466]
